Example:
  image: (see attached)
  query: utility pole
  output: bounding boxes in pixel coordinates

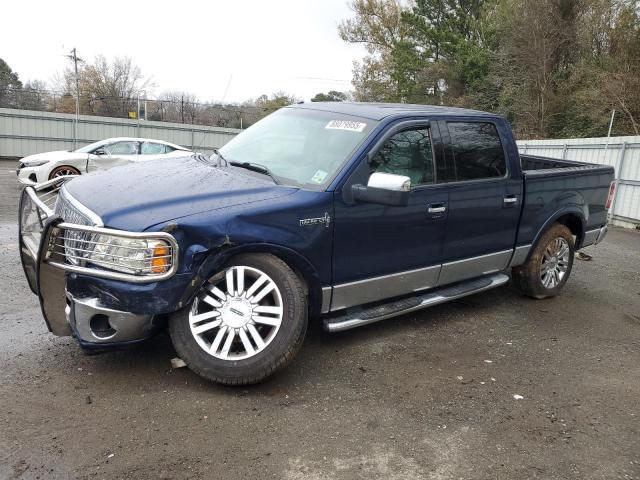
[65,48,83,150]
[604,109,616,157]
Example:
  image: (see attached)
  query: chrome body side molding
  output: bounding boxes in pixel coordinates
[330,264,441,312]
[508,244,532,267]
[327,250,514,313]
[437,249,512,286]
[321,286,332,314]
[581,226,608,248]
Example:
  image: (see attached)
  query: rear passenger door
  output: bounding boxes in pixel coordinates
[437,120,521,285]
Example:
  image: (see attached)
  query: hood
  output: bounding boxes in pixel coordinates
[63,155,297,231]
[21,150,88,164]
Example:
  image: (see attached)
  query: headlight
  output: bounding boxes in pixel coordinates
[63,231,174,275]
[23,159,50,167]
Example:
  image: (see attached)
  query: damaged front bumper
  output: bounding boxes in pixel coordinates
[66,293,156,346]
[18,178,180,347]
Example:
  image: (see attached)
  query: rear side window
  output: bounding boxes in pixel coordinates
[141,142,167,155]
[447,122,506,181]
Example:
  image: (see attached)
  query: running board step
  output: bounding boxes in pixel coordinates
[323,273,510,333]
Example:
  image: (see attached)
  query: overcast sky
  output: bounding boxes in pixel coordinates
[1,0,366,103]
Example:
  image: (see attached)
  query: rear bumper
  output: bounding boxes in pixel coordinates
[581,225,608,248]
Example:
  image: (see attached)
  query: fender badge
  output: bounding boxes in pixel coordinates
[300,212,331,228]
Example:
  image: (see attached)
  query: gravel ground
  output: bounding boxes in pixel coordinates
[1,160,639,480]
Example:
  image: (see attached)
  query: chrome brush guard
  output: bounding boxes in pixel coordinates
[18,176,178,337]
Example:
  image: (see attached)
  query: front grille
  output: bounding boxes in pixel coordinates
[55,188,94,226]
[55,188,96,265]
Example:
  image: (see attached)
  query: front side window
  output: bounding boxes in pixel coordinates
[105,141,139,155]
[219,108,377,189]
[447,122,506,181]
[76,140,110,154]
[370,127,435,187]
[141,142,166,155]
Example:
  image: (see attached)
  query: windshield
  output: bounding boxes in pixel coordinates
[219,108,376,189]
[75,140,110,153]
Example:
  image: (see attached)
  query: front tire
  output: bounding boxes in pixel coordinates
[512,223,575,299]
[169,253,307,385]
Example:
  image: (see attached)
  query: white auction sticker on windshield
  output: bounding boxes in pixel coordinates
[311,169,329,184]
[325,120,367,132]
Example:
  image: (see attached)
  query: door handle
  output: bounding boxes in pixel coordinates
[503,195,518,205]
[428,204,447,213]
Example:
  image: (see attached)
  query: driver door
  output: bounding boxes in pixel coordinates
[330,121,449,311]
[87,140,140,172]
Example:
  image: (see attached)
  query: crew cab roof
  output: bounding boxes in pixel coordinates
[288,102,499,121]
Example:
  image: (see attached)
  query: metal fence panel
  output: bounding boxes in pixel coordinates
[518,136,640,226]
[0,108,240,159]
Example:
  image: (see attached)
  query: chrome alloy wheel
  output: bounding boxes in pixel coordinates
[189,266,284,360]
[540,237,570,289]
[52,167,78,177]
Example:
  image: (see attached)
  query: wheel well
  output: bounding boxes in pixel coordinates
[215,248,323,319]
[48,164,81,179]
[554,214,583,241]
[264,254,322,318]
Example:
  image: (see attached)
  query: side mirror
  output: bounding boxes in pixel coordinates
[351,172,411,206]
[93,148,107,156]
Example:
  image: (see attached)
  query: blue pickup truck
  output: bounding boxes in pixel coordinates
[19,103,615,384]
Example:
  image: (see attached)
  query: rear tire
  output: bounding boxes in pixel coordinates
[511,223,575,299]
[48,165,81,179]
[169,253,307,385]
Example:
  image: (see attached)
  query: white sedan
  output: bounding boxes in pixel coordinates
[16,137,192,185]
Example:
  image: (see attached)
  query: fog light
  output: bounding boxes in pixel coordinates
[89,314,116,339]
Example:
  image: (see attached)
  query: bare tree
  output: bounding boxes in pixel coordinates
[490,0,578,137]
[56,55,152,117]
[18,80,48,110]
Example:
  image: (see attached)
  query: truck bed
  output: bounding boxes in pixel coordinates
[516,154,614,250]
[520,154,612,175]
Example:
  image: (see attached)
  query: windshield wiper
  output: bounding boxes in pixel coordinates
[230,161,280,185]
[211,148,228,167]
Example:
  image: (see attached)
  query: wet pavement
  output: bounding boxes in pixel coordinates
[1,160,639,479]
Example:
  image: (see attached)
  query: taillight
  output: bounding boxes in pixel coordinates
[605,181,616,210]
